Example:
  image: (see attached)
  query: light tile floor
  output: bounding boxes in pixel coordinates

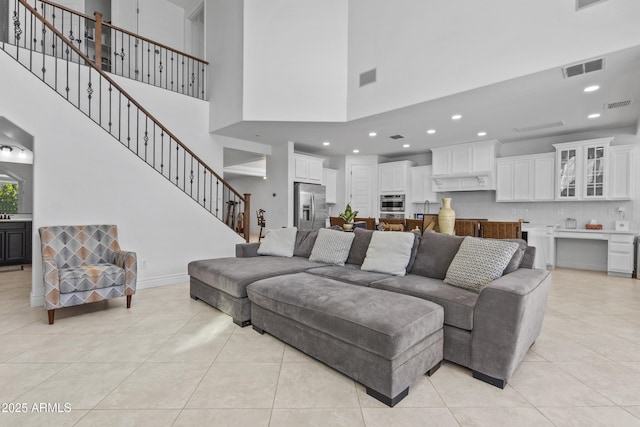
[1,267,640,426]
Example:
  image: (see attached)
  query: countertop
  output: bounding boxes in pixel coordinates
[0,218,33,223]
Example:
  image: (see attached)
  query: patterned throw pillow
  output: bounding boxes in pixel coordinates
[309,228,355,265]
[444,237,519,293]
[257,227,298,257]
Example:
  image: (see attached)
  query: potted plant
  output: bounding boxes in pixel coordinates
[339,203,358,231]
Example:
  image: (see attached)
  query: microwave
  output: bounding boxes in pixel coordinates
[380,194,405,212]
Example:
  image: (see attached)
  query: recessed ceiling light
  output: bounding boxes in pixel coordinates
[402,144,410,148]
[426,129,436,134]
[451,114,462,120]
[477,131,487,137]
[262,176,267,180]
[584,85,600,93]
[18,149,26,159]
[368,132,377,137]
[353,149,360,153]
[588,113,601,119]
[322,141,330,146]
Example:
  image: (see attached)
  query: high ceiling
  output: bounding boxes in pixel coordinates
[217,44,640,159]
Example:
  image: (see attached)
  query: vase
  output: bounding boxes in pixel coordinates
[438,198,455,235]
[343,222,354,231]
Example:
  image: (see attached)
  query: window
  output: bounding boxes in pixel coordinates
[0,181,19,214]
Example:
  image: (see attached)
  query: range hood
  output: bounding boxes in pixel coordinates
[430,140,500,192]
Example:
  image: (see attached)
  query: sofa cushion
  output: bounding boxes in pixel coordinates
[346,228,374,266]
[257,227,297,257]
[293,229,319,258]
[370,274,479,330]
[410,231,464,280]
[406,230,422,272]
[247,272,443,360]
[502,239,527,274]
[361,231,415,276]
[59,263,125,293]
[444,237,519,293]
[309,228,355,266]
[306,264,392,287]
[187,256,325,298]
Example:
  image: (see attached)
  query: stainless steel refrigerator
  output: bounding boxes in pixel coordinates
[294,183,328,230]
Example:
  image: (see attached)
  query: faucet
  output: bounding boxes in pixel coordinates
[423,200,430,215]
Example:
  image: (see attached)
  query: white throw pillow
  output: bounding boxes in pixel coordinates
[444,236,519,293]
[360,231,415,276]
[257,227,298,257]
[309,228,355,265]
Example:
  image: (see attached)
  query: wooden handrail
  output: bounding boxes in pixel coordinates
[38,0,209,64]
[20,0,242,201]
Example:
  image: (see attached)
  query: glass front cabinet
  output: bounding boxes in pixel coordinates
[553,138,612,201]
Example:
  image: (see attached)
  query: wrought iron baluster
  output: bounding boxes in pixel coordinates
[175,143,179,186]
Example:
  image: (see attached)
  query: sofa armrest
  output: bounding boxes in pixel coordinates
[236,242,261,258]
[114,250,137,295]
[470,268,550,384]
[42,255,60,309]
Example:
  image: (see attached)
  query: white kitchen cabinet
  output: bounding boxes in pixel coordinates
[294,153,324,184]
[323,168,338,204]
[607,233,635,277]
[608,145,636,200]
[410,165,437,203]
[431,140,500,191]
[495,153,555,202]
[553,138,612,201]
[379,161,413,194]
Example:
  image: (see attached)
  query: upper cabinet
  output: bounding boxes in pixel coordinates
[431,140,500,191]
[379,161,414,194]
[323,168,338,204]
[496,153,555,202]
[410,165,437,203]
[608,145,636,200]
[294,153,324,184]
[553,138,612,201]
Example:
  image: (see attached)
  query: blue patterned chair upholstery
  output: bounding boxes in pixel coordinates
[38,225,137,324]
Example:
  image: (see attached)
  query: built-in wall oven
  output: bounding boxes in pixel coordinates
[380,194,405,219]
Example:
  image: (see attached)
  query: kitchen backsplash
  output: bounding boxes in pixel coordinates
[416,191,636,231]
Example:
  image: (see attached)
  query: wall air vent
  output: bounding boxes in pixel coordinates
[359,68,377,87]
[389,134,405,140]
[562,58,604,78]
[576,0,608,11]
[515,121,565,133]
[604,100,632,110]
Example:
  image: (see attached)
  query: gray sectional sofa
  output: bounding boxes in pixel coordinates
[188,228,550,404]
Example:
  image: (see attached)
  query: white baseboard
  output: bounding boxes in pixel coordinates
[29,273,190,307]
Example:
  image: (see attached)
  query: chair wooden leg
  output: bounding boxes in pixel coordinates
[126,295,132,309]
[48,309,55,325]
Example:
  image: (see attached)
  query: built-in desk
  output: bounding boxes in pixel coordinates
[527,226,636,277]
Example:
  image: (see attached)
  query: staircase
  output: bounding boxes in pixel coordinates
[1,0,250,241]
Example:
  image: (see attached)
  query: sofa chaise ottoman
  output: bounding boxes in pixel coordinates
[248,272,444,407]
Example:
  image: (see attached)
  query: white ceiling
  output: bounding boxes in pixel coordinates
[216,44,640,159]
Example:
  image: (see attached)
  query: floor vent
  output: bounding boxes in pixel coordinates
[576,0,608,11]
[359,68,377,87]
[515,121,565,133]
[604,100,632,110]
[389,134,405,140]
[563,58,604,78]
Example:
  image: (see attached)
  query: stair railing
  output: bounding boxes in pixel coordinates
[2,0,250,241]
[20,0,207,99]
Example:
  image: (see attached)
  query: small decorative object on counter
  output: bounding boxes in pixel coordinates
[565,218,577,229]
[585,223,603,230]
[438,198,455,235]
[339,203,358,231]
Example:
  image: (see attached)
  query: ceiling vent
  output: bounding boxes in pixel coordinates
[515,121,565,133]
[576,0,608,11]
[604,100,632,110]
[563,58,604,78]
[389,134,405,140]
[359,68,377,87]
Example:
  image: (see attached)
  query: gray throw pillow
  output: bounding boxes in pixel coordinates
[502,238,527,274]
[293,229,319,258]
[346,228,374,266]
[309,228,355,265]
[405,230,422,273]
[444,237,520,293]
[410,231,464,279]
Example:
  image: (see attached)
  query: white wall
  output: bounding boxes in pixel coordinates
[347,0,640,120]
[207,0,244,131]
[242,0,348,122]
[137,0,185,50]
[0,50,242,307]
